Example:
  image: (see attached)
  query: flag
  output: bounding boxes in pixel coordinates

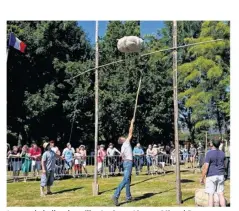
[8,32,26,53]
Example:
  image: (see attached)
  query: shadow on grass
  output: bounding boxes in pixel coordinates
[182,195,194,203]
[99,175,161,195]
[52,187,83,194]
[119,188,175,206]
[181,179,195,183]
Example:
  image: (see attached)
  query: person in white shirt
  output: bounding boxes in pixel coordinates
[151,144,159,173]
[107,143,120,176]
[79,145,88,176]
[146,145,154,174]
[112,119,134,206]
[74,148,81,177]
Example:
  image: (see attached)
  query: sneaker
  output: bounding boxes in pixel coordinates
[126,197,134,202]
[112,196,119,206]
[46,191,53,195]
[40,193,46,197]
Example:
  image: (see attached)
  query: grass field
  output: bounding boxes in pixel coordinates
[7,170,230,207]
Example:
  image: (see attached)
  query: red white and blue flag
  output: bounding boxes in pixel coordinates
[8,32,26,53]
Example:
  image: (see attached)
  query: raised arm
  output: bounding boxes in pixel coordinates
[127,118,135,141]
[115,148,121,155]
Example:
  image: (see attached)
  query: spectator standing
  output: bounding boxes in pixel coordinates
[200,139,226,207]
[29,142,42,177]
[146,145,154,174]
[55,149,63,179]
[183,144,189,164]
[79,145,88,176]
[152,144,159,173]
[74,147,81,177]
[224,140,230,180]
[197,142,204,169]
[50,140,58,153]
[170,145,176,166]
[62,143,75,176]
[133,143,144,175]
[8,146,21,182]
[107,143,121,176]
[165,144,171,155]
[189,144,197,169]
[97,144,106,175]
[40,142,63,196]
[219,140,225,152]
[21,145,31,182]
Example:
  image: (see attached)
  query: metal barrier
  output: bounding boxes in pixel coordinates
[6,153,207,182]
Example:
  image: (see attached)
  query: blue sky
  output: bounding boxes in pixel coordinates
[77,21,164,44]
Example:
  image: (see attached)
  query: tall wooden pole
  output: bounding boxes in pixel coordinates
[173,20,182,204]
[93,20,99,196]
[205,131,208,153]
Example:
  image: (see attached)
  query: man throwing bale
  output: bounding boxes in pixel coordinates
[112,118,134,206]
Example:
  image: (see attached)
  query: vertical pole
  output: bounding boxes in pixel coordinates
[173,20,182,204]
[7,49,9,62]
[205,131,208,154]
[93,20,99,196]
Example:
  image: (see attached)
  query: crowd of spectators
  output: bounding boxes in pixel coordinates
[7,139,229,182]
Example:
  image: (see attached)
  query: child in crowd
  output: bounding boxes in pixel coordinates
[74,148,82,177]
[79,145,88,176]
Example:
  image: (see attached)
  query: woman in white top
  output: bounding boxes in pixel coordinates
[74,148,81,177]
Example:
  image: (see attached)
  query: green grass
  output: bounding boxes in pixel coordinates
[7,170,230,207]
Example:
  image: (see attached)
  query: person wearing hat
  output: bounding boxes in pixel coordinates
[200,139,226,207]
[40,142,63,196]
[107,143,120,176]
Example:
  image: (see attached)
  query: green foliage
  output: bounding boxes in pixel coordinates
[178,21,230,140]
[7,21,230,149]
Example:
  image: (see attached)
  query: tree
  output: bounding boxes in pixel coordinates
[7,21,93,147]
[178,21,230,141]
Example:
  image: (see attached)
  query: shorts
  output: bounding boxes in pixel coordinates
[64,160,73,170]
[98,162,103,171]
[74,164,82,171]
[81,160,86,167]
[32,160,41,171]
[205,175,225,194]
[40,171,54,187]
